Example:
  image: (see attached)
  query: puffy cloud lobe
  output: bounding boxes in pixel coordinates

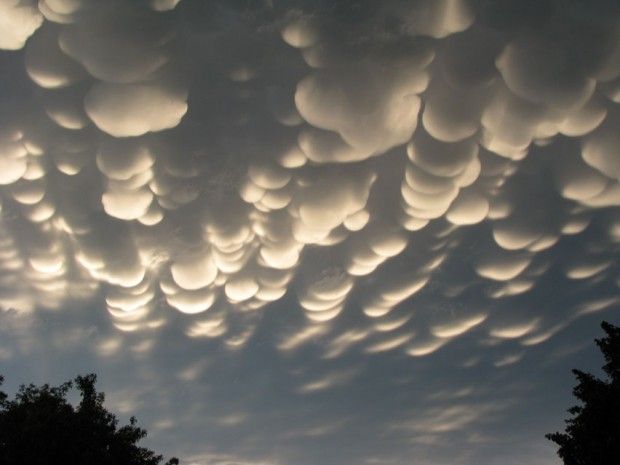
[58,12,172,84]
[38,0,83,24]
[171,251,218,291]
[281,17,320,49]
[0,0,43,50]
[149,0,182,12]
[298,268,353,322]
[446,190,489,225]
[239,162,294,213]
[25,25,86,89]
[102,187,154,221]
[0,130,29,186]
[84,83,188,137]
[289,168,376,244]
[476,249,532,282]
[582,110,620,182]
[399,128,481,231]
[496,34,595,110]
[295,57,430,163]
[421,69,490,143]
[96,138,155,181]
[44,89,90,130]
[397,0,474,39]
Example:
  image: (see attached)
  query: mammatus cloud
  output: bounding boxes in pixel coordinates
[1,0,619,464]
[0,0,618,355]
[0,0,42,51]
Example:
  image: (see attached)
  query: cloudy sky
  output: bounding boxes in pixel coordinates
[1,0,619,464]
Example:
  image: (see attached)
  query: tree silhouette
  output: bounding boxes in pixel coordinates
[0,373,178,465]
[546,321,620,465]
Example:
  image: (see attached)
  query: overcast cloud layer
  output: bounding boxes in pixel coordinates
[1,1,619,464]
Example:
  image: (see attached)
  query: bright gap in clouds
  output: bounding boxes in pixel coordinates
[0,1,619,464]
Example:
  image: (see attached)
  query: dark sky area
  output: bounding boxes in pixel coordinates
[1,1,619,464]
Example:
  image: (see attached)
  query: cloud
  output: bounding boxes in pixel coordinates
[0,0,43,51]
[84,83,188,137]
[1,1,619,465]
[0,0,617,355]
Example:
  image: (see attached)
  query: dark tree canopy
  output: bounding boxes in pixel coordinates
[546,321,620,465]
[0,373,178,465]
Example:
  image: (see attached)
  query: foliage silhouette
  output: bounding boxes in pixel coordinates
[546,321,620,465]
[0,373,178,465]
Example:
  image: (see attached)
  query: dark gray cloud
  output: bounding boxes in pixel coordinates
[1,1,619,464]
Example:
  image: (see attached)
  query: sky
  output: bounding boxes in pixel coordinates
[0,0,619,464]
